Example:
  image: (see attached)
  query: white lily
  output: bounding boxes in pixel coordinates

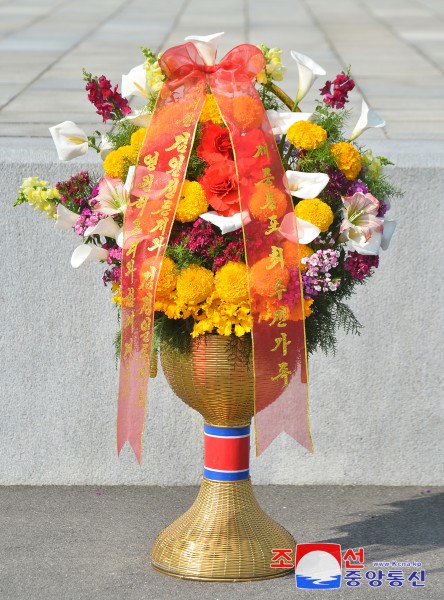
[54,204,79,230]
[285,170,329,199]
[100,134,113,160]
[184,32,224,65]
[339,192,396,255]
[49,121,88,161]
[279,213,321,245]
[94,176,129,215]
[199,211,244,234]
[349,100,385,140]
[71,244,109,268]
[266,109,312,136]
[346,218,396,255]
[290,51,326,105]
[84,216,120,239]
[121,64,148,99]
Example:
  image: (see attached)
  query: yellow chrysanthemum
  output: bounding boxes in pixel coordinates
[286,120,327,150]
[191,293,252,338]
[175,180,208,223]
[176,264,214,305]
[249,183,288,222]
[249,257,290,297]
[103,145,138,180]
[130,127,147,151]
[282,241,312,271]
[295,198,334,233]
[156,257,177,297]
[330,142,362,180]
[199,94,223,124]
[230,95,263,130]
[215,262,249,305]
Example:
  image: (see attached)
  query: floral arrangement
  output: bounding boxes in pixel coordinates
[15,34,399,359]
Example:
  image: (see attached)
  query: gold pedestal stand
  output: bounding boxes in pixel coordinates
[151,336,295,581]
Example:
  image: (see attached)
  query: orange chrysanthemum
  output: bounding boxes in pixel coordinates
[230,95,263,130]
[249,183,288,222]
[282,241,312,271]
[249,257,290,297]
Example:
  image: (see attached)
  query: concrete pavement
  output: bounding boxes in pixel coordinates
[1,485,443,599]
[0,0,443,139]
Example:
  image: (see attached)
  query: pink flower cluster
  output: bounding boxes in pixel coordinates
[84,73,131,123]
[344,251,379,280]
[103,245,122,286]
[171,219,244,271]
[74,207,103,236]
[302,249,341,297]
[320,71,355,109]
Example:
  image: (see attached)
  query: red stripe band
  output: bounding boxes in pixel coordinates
[204,426,250,473]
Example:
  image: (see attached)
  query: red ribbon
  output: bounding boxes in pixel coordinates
[117,42,312,462]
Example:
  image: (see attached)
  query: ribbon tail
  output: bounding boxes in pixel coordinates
[116,68,207,463]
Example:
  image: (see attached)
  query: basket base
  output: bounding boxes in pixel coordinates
[150,477,295,581]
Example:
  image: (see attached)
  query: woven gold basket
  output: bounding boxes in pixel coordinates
[150,334,295,581]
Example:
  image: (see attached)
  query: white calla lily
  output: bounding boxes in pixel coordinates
[184,32,224,65]
[100,134,113,160]
[71,244,109,268]
[349,100,385,140]
[121,64,148,99]
[84,216,120,239]
[380,219,396,251]
[115,228,124,248]
[122,109,151,128]
[55,204,79,230]
[124,166,136,192]
[49,121,88,161]
[266,109,312,136]
[199,211,244,235]
[290,51,326,105]
[279,212,321,245]
[285,170,329,199]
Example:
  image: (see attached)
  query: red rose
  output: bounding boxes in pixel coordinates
[196,122,233,164]
[199,160,240,216]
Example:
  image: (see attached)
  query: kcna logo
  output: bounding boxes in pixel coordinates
[295,543,342,589]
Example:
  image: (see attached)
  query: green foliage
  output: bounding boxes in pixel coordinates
[256,84,285,111]
[165,243,207,271]
[153,314,195,355]
[186,124,207,180]
[106,120,139,150]
[311,103,350,143]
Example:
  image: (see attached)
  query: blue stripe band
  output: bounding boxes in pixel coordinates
[204,424,250,437]
[204,468,250,481]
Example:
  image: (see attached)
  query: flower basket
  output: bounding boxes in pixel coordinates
[13,31,400,582]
